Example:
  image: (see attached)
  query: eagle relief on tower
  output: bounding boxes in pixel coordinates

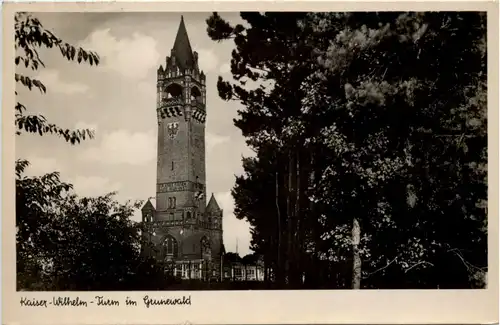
[167,122,180,139]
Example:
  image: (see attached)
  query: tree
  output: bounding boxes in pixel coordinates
[232,143,284,281]
[17,161,129,290]
[224,252,242,263]
[15,12,103,290]
[15,12,99,144]
[207,12,487,289]
[16,161,176,290]
[305,12,487,289]
[207,12,321,287]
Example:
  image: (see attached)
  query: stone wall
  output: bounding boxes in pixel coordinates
[142,220,222,261]
[157,113,191,212]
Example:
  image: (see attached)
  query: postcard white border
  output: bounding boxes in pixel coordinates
[3,1,499,324]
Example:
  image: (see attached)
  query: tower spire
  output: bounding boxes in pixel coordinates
[206,193,221,212]
[171,15,195,71]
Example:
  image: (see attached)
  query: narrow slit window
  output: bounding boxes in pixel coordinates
[172,161,174,170]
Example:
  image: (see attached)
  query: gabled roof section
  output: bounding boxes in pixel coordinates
[141,198,156,211]
[171,15,195,71]
[206,193,221,212]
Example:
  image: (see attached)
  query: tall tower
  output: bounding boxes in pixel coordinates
[156,15,207,218]
[141,16,224,278]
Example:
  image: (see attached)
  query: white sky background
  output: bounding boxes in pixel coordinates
[15,12,255,257]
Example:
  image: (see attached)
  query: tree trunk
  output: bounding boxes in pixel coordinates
[296,148,311,287]
[351,217,362,289]
[275,169,283,286]
[294,150,300,286]
[292,149,302,287]
[264,252,268,282]
[286,152,296,287]
[308,151,321,287]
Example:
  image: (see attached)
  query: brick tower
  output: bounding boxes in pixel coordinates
[141,16,224,280]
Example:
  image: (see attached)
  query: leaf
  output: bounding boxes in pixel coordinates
[14,13,100,145]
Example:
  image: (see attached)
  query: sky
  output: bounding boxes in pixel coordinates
[15,12,255,257]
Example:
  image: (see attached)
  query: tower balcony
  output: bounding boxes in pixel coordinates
[153,219,221,230]
[160,98,204,110]
[163,97,183,106]
[162,219,186,227]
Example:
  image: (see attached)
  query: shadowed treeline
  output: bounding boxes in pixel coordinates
[206,11,487,289]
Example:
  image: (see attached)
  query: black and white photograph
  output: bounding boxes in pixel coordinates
[13,8,491,294]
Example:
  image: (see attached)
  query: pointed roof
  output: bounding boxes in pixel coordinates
[206,193,221,212]
[141,198,156,211]
[171,15,195,70]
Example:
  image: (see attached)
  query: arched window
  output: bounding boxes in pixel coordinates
[186,211,192,219]
[168,197,176,209]
[190,86,202,103]
[163,235,178,258]
[200,236,211,256]
[166,83,183,99]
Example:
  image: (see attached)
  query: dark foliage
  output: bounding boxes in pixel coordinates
[206,12,487,289]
